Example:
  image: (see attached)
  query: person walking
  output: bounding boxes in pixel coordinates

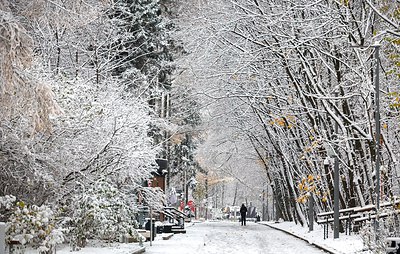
[240,203,247,226]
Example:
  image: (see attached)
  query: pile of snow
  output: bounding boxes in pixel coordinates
[261,221,372,254]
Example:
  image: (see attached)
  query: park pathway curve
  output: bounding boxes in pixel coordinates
[144,220,328,254]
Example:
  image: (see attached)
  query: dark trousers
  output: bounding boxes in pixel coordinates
[241,214,246,225]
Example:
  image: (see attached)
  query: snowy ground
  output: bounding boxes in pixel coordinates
[144,220,328,254]
[262,220,370,254]
[24,220,373,254]
[25,241,144,254]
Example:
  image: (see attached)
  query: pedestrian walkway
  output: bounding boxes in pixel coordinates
[258,221,369,254]
[23,220,368,254]
[144,220,328,253]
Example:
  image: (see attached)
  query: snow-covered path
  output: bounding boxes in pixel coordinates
[144,221,328,254]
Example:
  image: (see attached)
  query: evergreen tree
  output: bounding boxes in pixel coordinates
[107,0,174,91]
[107,0,203,192]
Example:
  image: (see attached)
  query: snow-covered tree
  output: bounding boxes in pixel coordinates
[173,0,400,232]
[0,0,162,249]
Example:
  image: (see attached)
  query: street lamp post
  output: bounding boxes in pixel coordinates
[324,151,339,239]
[333,91,340,239]
[325,90,340,239]
[309,193,314,232]
[266,186,269,221]
[262,188,266,221]
[373,45,381,235]
[350,44,381,237]
[333,146,340,239]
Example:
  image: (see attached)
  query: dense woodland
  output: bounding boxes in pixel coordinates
[175,0,400,247]
[1,0,400,252]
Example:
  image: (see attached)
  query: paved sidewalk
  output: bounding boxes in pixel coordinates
[144,220,328,253]
[260,222,339,254]
[258,221,369,254]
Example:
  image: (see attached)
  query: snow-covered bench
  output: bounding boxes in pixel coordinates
[137,229,151,241]
[317,200,400,239]
[316,207,360,238]
[162,233,174,240]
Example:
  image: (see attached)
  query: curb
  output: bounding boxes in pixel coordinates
[132,246,146,254]
[259,222,341,254]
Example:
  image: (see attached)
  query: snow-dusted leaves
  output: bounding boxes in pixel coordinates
[66,179,138,248]
[5,200,64,252]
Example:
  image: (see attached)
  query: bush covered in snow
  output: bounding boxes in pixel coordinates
[359,207,400,253]
[1,179,147,252]
[64,179,139,248]
[2,197,64,253]
[0,195,16,221]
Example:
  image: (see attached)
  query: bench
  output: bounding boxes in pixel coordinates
[386,237,400,254]
[317,200,400,239]
[317,206,367,238]
[353,209,400,223]
[137,229,151,241]
[162,233,174,240]
[317,207,360,239]
[171,228,186,234]
[162,207,188,234]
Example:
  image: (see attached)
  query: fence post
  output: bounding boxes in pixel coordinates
[324,217,329,239]
[0,222,5,254]
[348,214,352,235]
[308,195,314,231]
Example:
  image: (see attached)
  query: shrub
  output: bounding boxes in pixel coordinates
[65,180,138,248]
[3,198,64,253]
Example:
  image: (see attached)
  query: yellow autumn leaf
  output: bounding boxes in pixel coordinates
[393,39,400,45]
[287,115,295,121]
[277,118,285,127]
[297,196,308,204]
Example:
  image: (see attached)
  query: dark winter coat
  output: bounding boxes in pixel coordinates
[240,205,247,215]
